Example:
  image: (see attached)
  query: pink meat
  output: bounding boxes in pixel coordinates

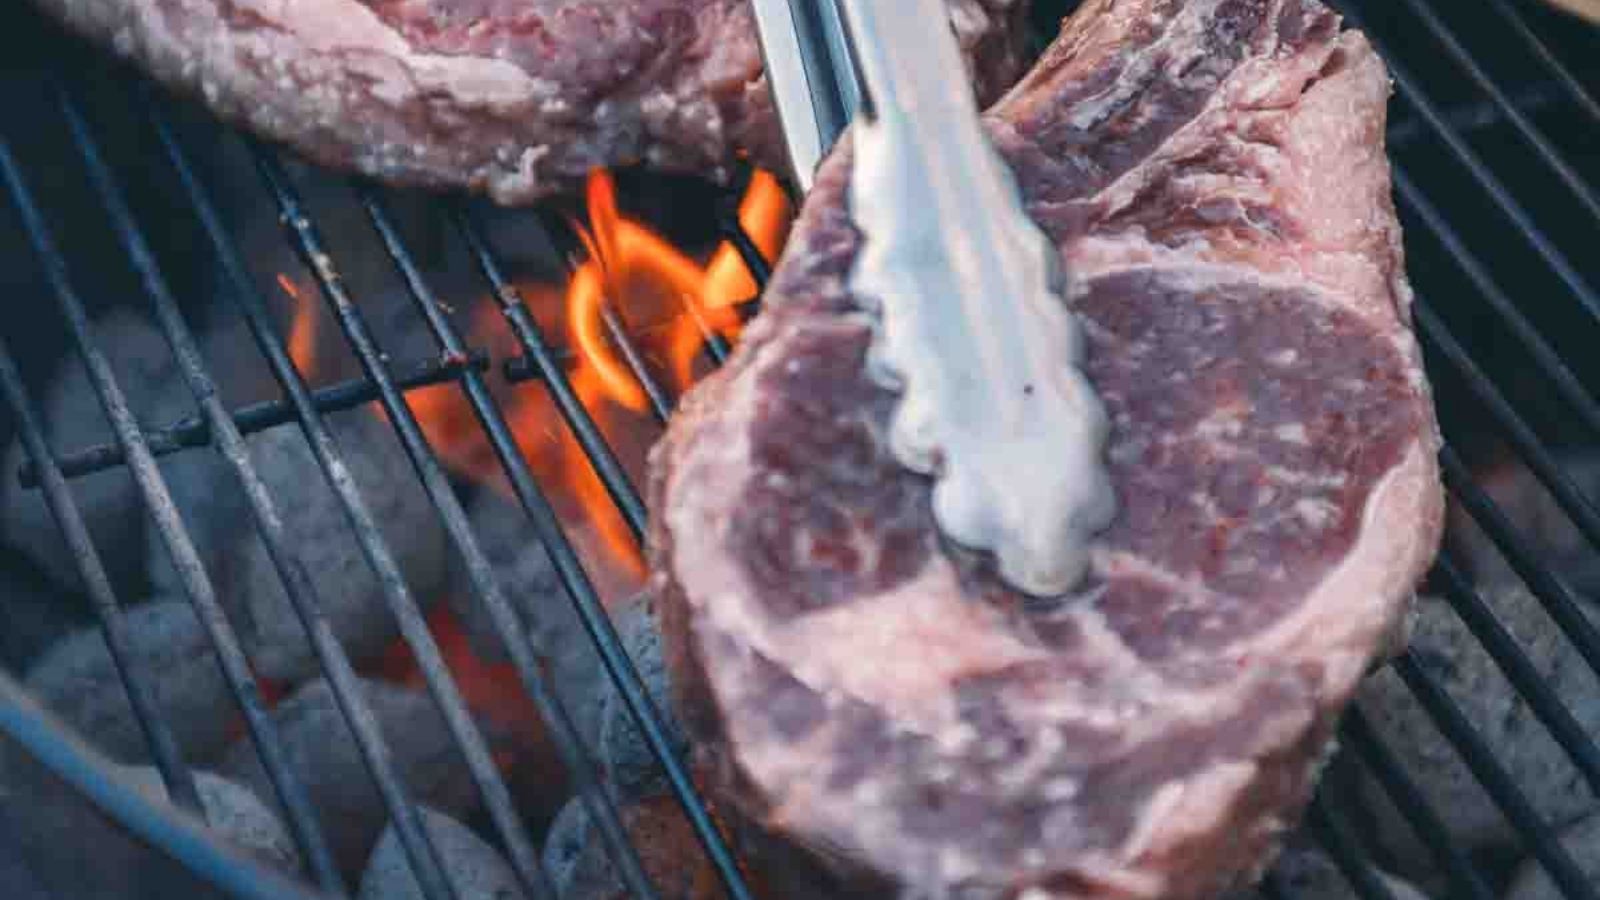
[30,0,1030,203]
[648,1,1443,897]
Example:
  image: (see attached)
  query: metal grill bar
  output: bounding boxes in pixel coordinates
[1359,20,1600,887]
[1439,446,1600,675]
[1334,1,1600,328]
[1430,557,1600,792]
[136,92,563,896]
[1395,167,1600,436]
[1391,650,1598,899]
[136,96,563,900]
[0,337,204,815]
[451,207,758,900]
[241,147,654,900]
[601,301,676,423]
[1413,303,1600,555]
[544,212,679,424]
[1338,708,1499,900]
[0,675,320,900]
[1304,797,1403,900]
[16,352,491,487]
[687,312,732,368]
[456,216,650,542]
[425,200,758,899]
[346,184,667,900]
[448,204,764,900]
[497,298,756,384]
[1393,0,1600,224]
[61,82,474,900]
[1385,83,1569,147]
[1485,0,1600,123]
[718,191,776,288]
[0,121,348,895]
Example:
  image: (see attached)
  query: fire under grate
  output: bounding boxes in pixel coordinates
[0,1,1596,899]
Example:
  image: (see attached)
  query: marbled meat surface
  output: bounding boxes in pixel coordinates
[648,0,1444,897]
[31,0,1029,203]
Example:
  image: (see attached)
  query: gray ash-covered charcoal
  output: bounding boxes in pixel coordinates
[0,754,297,900]
[1443,453,1600,591]
[0,557,90,674]
[149,408,448,683]
[122,764,302,873]
[541,798,588,891]
[1,309,234,595]
[0,809,49,900]
[543,793,719,900]
[446,495,567,661]
[218,677,516,876]
[1504,812,1600,900]
[446,493,603,746]
[1253,847,1430,900]
[1356,585,1600,863]
[358,806,527,900]
[595,592,685,802]
[25,599,236,764]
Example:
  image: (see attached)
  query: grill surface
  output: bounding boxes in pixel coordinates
[0,1,1596,898]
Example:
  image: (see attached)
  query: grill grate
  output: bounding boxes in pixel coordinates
[0,1,1596,898]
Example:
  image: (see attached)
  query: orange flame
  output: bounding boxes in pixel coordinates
[704,169,790,308]
[564,364,647,576]
[568,169,792,401]
[539,168,791,575]
[276,273,319,378]
[400,170,792,595]
[568,251,650,414]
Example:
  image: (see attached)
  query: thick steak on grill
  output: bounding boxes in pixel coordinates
[647,0,1443,897]
[30,0,1028,204]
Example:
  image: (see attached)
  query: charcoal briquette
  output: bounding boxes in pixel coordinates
[595,591,686,803]
[218,677,516,877]
[358,807,527,900]
[1503,811,1600,900]
[24,599,237,764]
[1356,583,1600,868]
[0,752,297,900]
[542,793,719,900]
[148,408,448,683]
[1,309,239,596]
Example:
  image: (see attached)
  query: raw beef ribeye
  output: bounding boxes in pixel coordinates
[30,0,1028,203]
[648,0,1443,897]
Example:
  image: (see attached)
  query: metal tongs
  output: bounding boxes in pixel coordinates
[747,0,858,188]
[747,0,1116,595]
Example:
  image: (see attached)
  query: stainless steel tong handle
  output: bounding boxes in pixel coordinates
[747,0,859,189]
[745,0,1116,594]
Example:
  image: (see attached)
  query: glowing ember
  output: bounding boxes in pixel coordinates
[385,609,530,721]
[371,606,545,769]
[405,381,500,475]
[276,273,319,378]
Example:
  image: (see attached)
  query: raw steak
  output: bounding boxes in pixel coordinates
[30,0,1029,204]
[647,0,1444,897]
